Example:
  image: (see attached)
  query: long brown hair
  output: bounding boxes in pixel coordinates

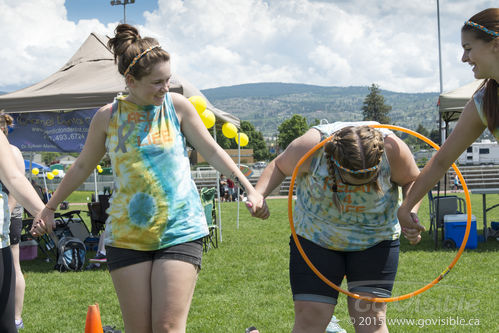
[323,126,385,211]
[462,8,499,134]
[108,24,170,79]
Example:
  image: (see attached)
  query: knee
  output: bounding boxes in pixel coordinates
[294,302,334,332]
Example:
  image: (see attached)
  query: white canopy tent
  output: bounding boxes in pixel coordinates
[438,79,483,123]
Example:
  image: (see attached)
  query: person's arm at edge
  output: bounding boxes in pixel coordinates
[0,132,45,217]
[7,144,25,213]
[397,100,485,226]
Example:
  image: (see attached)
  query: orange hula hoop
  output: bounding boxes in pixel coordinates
[288,124,472,302]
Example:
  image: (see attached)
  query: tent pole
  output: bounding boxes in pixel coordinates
[214,125,222,242]
[236,133,241,229]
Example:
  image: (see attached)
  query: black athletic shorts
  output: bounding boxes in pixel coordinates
[9,217,22,245]
[289,235,399,305]
[105,238,204,272]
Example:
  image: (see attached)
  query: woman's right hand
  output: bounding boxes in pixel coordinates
[397,204,425,245]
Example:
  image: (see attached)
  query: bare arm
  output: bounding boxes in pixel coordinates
[255,128,321,198]
[384,133,424,244]
[398,100,485,231]
[0,132,45,217]
[31,105,111,236]
[172,93,268,218]
[7,144,25,212]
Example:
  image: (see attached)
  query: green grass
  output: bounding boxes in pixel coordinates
[19,193,499,332]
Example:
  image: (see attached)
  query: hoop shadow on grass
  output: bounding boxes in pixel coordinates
[288,124,473,303]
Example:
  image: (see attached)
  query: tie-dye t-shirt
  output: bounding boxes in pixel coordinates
[0,190,10,248]
[294,121,401,251]
[104,93,208,251]
[474,87,499,140]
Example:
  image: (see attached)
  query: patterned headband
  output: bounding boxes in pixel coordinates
[332,159,379,174]
[464,20,499,37]
[123,45,161,77]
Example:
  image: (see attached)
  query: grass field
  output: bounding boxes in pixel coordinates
[18,192,499,332]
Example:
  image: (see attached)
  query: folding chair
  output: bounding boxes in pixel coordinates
[427,192,466,248]
[200,187,218,253]
[87,195,110,236]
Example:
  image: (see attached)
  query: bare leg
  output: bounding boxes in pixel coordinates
[292,300,335,333]
[110,261,153,333]
[151,259,198,333]
[10,244,25,322]
[348,293,388,333]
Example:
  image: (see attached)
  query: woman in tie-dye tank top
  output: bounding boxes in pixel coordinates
[34,24,267,332]
[255,122,422,333]
[399,8,499,239]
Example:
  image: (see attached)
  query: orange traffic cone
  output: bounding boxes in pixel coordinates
[85,303,103,333]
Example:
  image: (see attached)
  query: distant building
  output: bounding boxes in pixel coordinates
[458,140,499,165]
[59,154,77,166]
[189,149,254,165]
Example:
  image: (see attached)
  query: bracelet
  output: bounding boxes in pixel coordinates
[45,205,56,212]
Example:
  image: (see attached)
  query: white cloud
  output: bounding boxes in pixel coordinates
[0,0,496,93]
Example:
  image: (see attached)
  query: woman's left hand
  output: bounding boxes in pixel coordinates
[401,212,424,245]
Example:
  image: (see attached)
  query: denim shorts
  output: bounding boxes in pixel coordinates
[105,238,203,272]
[289,235,399,305]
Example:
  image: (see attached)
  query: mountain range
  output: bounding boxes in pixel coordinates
[202,82,440,136]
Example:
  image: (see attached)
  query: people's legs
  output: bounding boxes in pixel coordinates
[289,236,345,333]
[345,239,399,333]
[110,261,153,333]
[0,247,17,333]
[10,244,25,325]
[293,301,335,333]
[150,259,198,333]
[9,215,25,328]
[347,294,387,333]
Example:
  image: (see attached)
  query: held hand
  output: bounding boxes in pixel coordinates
[30,207,56,237]
[397,206,425,245]
[245,192,270,220]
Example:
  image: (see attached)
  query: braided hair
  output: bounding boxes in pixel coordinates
[323,126,385,211]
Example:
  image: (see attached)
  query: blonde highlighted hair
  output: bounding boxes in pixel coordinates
[0,110,14,136]
[323,126,385,211]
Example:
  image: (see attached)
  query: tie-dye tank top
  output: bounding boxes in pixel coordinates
[104,93,208,251]
[474,87,499,139]
[1,190,10,248]
[294,121,401,251]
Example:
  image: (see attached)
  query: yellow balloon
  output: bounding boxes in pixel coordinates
[188,96,207,114]
[98,168,103,173]
[52,169,59,176]
[222,122,238,139]
[235,133,249,147]
[32,168,39,175]
[200,110,216,129]
[46,172,54,180]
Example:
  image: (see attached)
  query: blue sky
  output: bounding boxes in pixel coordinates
[0,0,497,94]
[65,0,157,26]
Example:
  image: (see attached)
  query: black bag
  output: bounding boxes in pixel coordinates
[54,237,86,272]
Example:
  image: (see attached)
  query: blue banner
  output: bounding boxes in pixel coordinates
[9,109,98,152]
